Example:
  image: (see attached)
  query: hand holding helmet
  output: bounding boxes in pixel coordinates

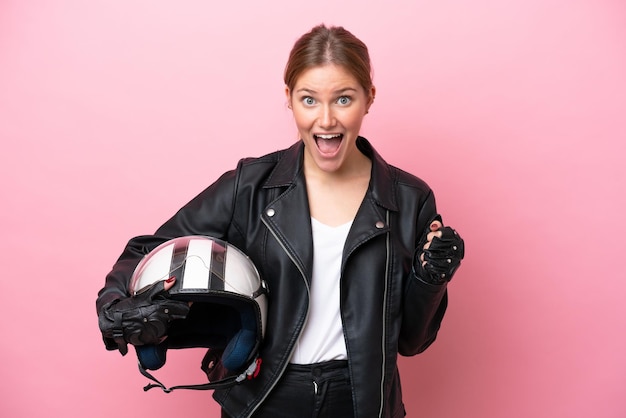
[98,278,190,355]
[415,215,465,284]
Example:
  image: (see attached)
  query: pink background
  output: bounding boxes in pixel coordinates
[1,1,625,417]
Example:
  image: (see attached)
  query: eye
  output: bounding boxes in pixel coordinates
[302,96,316,106]
[337,96,352,105]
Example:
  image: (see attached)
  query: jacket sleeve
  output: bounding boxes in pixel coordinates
[95,163,242,349]
[397,190,449,356]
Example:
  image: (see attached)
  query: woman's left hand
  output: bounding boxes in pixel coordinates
[416,216,465,284]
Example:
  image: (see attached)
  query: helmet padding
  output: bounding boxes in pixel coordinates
[136,296,260,372]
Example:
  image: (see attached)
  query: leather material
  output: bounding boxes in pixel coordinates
[98,281,190,355]
[96,137,450,418]
[415,217,465,284]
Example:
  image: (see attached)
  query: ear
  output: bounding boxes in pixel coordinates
[366,85,376,113]
[285,86,292,109]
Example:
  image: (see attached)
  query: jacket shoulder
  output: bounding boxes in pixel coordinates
[235,147,289,183]
[391,165,433,196]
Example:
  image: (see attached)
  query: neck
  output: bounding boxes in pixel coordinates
[303,149,371,184]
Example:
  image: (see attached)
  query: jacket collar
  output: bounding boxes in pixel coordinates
[263,137,398,211]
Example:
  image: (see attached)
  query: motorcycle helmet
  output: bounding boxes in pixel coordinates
[129,235,267,392]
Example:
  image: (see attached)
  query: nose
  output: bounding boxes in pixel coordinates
[318,105,336,129]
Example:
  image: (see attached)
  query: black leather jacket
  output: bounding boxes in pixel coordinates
[97,137,448,418]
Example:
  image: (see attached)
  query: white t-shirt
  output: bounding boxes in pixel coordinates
[290,217,352,364]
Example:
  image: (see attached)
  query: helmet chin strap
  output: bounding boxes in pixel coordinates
[138,356,262,392]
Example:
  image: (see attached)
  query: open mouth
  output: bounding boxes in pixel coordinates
[314,133,343,155]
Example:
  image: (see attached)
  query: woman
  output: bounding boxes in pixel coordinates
[97,24,464,418]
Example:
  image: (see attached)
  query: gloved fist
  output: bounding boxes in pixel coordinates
[98,280,190,355]
[415,215,465,284]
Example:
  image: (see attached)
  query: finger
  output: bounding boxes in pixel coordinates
[427,231,443,241]
[164,277,176,291]
[430,220,442,232]
[423,240,431,250]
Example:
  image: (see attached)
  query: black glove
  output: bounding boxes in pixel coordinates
[98,281,190,355]
[415,216,465,284]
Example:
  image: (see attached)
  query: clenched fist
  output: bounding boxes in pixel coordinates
[415,215,465,284]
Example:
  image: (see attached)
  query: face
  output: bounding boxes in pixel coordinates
[286,64,375,176]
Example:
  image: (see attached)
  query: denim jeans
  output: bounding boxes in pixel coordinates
[222,360,353,418]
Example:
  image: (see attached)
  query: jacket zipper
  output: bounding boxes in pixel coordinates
[247,217,312,417]
[377,210,391,418]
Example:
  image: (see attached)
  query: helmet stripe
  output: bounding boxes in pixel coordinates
[181,238,211,290]
[170,238,190,288]
[209,240,226,291]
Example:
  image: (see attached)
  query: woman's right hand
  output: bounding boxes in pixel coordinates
[98,278,190,355]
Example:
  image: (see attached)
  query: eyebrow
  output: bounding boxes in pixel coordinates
[295,87,358,95]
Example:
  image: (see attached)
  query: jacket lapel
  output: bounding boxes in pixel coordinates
[261,142,314,283]
[343,137,398,263]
